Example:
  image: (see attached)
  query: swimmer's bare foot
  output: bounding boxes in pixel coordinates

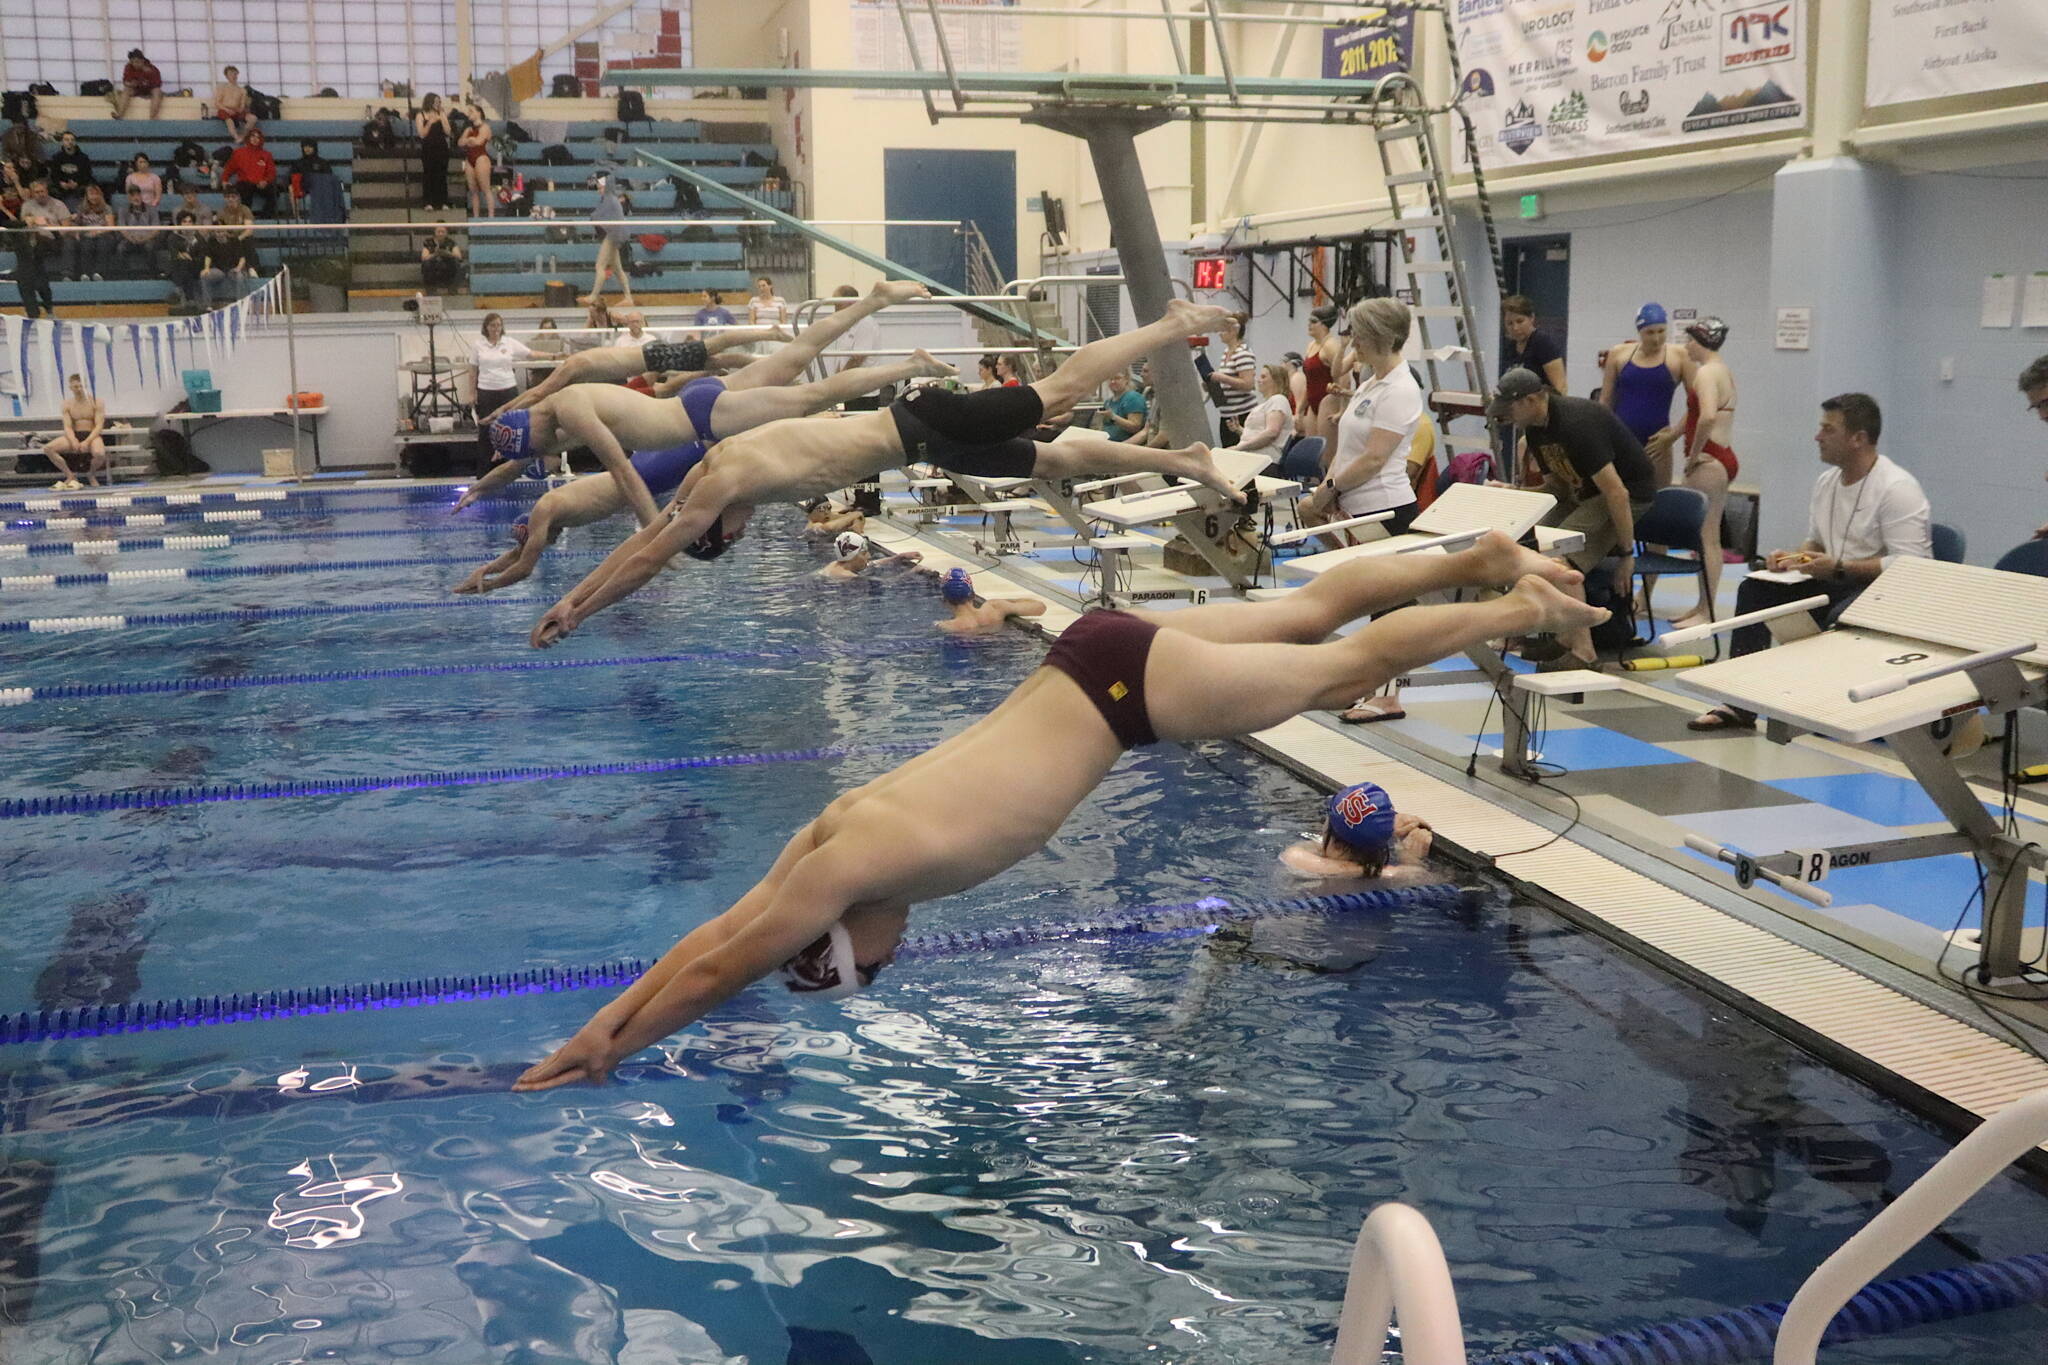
[1668,608,1712,632]
[1464,528,1582,592]
[910,348,957,380]
[1508,573,1608,637]
[874,279,930,305]
[1166,442,1244,504]
[1165,298,1232,333]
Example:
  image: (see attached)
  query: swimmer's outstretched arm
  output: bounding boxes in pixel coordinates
[486,348,641,420]
[451,458,527,512]
[549,388,662,529]
[515,831,847,1091]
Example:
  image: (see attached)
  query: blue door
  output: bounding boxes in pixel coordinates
[883,149,1016,293]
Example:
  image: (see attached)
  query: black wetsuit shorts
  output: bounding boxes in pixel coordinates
[888,384,1046,478]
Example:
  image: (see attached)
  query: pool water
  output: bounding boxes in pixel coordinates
[3,488,2046,1364]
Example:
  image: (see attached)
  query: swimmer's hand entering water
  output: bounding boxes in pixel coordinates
[532,602,578,649]
[514,1013,628,1091]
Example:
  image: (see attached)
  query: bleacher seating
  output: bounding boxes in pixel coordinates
[0,413,157,486]
[5,113,792,315]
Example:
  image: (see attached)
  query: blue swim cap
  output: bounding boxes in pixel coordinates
[1634,302,1668,330]
[941,567,975,604]
[486,409,533,462]
[1327,782,1397,854]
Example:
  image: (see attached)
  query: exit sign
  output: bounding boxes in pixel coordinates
[1519,193,1544,220]
[1192,257,1228,291]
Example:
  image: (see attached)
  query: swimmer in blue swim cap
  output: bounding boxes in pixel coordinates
[1280,781,1434,882]
[934,566,1047,635]
[512,531,1597,1091]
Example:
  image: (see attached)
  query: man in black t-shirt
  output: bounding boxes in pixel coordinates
[1490,366,1657,669]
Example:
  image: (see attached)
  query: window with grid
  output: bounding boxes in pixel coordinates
[467,1,693,94]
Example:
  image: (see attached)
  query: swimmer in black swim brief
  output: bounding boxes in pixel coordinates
[513,532,1605,1089]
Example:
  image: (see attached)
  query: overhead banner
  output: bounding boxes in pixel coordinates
[1454,0,1810,171]
[1866,0,2048,107]
[1323,11,1415,83]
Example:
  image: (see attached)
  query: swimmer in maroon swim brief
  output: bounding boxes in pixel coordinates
[1039,609,1160,749]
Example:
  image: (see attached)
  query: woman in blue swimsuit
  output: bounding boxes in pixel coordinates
[1601,302,1696,486]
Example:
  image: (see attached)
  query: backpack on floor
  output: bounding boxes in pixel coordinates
[615,90,648,125]
[80,79,114,97]
[248,89,283,121]
[1445,449,1493,486]
[539,143,573,166]
[550,73,582,98]
[151,427,209,477]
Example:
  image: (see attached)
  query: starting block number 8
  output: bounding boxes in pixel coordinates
[1789,848,1830,883]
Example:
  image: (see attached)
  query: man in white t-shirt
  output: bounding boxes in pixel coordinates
[1691,392,1931,731]
[611,311,661,350]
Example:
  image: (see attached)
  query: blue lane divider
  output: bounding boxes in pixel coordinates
[4,524,503,556]
[0,635,951,704]
[0,597,534,634]
[0,741,926,821]
[0,885,1469,1044]
[1476,1251,2048,1364]
[0,550,604,590]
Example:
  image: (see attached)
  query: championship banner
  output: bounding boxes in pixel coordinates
[1454,0,1809,171]
[1866,0,2048,107]
[1323,10,1415,83]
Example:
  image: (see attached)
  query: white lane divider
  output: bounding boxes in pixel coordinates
[106,568,189,581]
[1,576,58,589]
[26,615,126,633]
[0,687,33,705]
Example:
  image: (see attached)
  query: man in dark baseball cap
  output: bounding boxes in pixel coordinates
[1490,367,1657,672]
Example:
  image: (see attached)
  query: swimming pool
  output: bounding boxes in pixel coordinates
[3,485,2046,1363]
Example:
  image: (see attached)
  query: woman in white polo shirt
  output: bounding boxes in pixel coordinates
[1298,295,1425,722]
[467,313,536,461]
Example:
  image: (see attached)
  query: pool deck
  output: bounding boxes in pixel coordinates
[871,487,2048,1157]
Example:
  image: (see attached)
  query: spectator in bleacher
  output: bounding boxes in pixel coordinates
[166,210,218,308]
[975,354,1000,389]
[2,156,38,207]
[415,95,452,211]
[1229,364,1294,460]
[123,153,163,211]
[172,183,213,226]
[361,107,401,153]
[117,186,160,276]
[457,99,495,219]
[111,48,165,120]
[210,66,257,143]
[70,185,116,281]
[19,179,70,291]
[995,354,1022,386]
[2,118,46,168]
[223,129,278,218]
[419,223,464,293]
[289,139,340,221]
[611,310,657,351]
[748,274,789,329]
[585,174,635,310]
[1,193,53,318]
[47,131,94,208]
[1213,311,1258,446]
[169,139,213,192]
[694,292,737,329]
[211,188,259,279]
[528,315,567,386]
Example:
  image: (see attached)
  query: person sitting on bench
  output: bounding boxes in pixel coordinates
[1690,392,1931,732]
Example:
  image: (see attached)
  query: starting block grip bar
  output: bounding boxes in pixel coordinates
[1659,594,1832,649]
[1845,639,2036,704]
[1393,529,1484,556]
[1268,510,1394,547]
[1683,835,1833,906]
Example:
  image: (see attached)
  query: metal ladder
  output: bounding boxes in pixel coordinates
[1369,71,1494,420]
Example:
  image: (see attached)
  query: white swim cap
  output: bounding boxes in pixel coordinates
[776,922,867,1000]
[834,531,866,560]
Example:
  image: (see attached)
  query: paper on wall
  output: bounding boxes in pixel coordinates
[2023,273,2048,330]
[1982,273,2018,329]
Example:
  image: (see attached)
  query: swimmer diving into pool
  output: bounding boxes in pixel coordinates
[512,531,1604,1091]
[527,299,1246,648]
[452,281,941,519]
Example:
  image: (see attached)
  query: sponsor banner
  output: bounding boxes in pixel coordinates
[1454,0,1809,170]
[1866,0,2048,106]
[1322,10,1416,83]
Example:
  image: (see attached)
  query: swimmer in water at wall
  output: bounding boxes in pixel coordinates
[817,530,923,581]
[1279,781,1434,885]
[511,530,1602,1091]
[932,566,1045,634]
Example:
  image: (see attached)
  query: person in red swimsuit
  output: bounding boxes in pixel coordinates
[511,531,1607,1090]
[457,100,495,218]
[1673,317,1738,629]
[1300,303,1342,457]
